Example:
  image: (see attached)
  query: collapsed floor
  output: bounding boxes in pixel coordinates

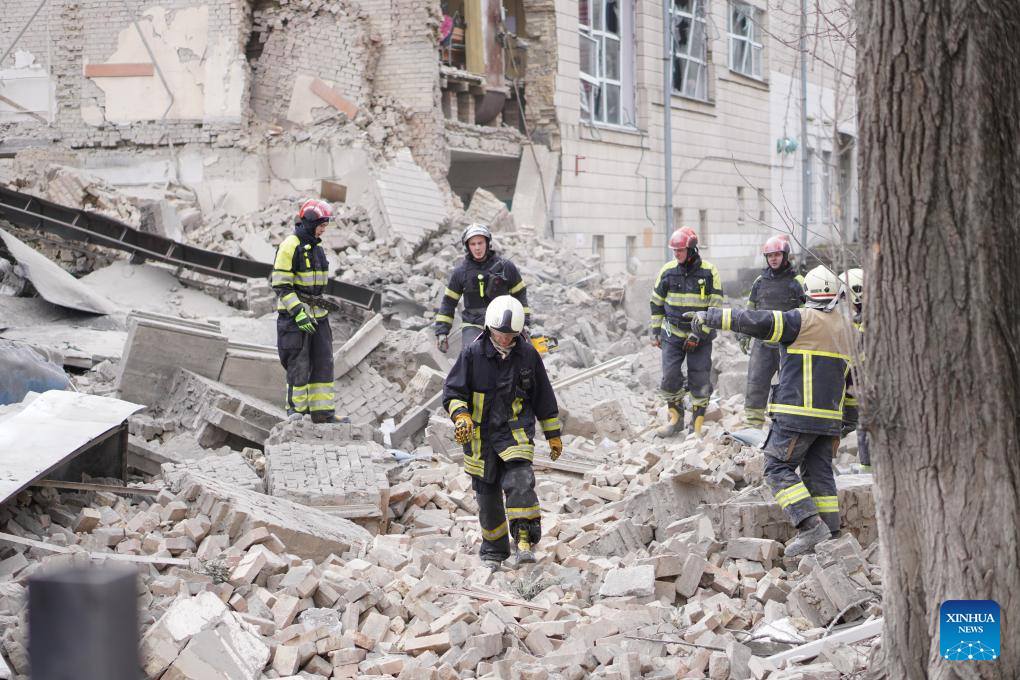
[1,169,878,680]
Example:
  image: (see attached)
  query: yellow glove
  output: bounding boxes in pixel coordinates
[453,412,474,444]
[548,437,563,461]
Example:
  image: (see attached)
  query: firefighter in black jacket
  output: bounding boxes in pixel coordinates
[840,268,869,472]
[685,266,857,556]
[650,226,724,437]
[741,235,805,427]
[443,295,562,570]
[435,223,530,353]
[271,199,341,423]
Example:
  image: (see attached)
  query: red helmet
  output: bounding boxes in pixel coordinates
[297,199,333,224]
[762,235,792,255]
[669,226,698,250]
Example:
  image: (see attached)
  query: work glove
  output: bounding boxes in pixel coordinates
[682,311,710,336]
[453,412,474,444]
[683,334,700,352]
[294,307,317,333]
[738,334,752,355]
[548,437,563,461]
[651,333,661,349]
[436,334,449,353]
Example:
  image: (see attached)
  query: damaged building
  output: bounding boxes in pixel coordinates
[1,0,856,284]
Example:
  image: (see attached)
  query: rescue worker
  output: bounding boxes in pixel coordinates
[740,235,805,428]
[650,226,724,437]
[435,223,530,354]
[840,268,869,472]
[684,265,856,555]
[271,199,341,423]
[442,295,562,570]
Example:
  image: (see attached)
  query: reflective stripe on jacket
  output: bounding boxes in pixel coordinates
[650,255,723,338]
[271,233,330,318]
[707,306,857,436]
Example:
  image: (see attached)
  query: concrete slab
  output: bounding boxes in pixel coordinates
[219,343,286,404]
[0,227,115,314]
[0,391,143,504]
[511,143,558,232]
[116,317,228,407]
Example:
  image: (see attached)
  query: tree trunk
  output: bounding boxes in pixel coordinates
[858,1,1020,677]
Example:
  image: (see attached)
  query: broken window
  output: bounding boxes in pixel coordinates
[729,2,764,79]
[579,0,629,126]
[671,0,709,101]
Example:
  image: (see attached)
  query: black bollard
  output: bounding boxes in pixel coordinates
[28,565,139,680]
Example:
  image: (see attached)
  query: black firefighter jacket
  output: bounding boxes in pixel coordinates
[434,252,529,335]
[443,332,560,483]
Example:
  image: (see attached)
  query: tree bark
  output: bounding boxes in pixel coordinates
[858,1,1020,677]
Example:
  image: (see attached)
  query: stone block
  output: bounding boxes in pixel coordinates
[74,507,102,533]
[599,565,655,598]
[140,591,229,677]
[334,314,386,379]
[675,553,708,599]
[162,612,270,680]
[217,344,287,406]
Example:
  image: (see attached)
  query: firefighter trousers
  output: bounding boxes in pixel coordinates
[277,314,336,420]
[659,333,713,409]
[762,424,840,533]
[858,430,871,470]
[745,340,781,426]
[472,459,540,562]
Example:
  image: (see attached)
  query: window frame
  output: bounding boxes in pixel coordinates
[728,1,765,80]
[579,0,628,127]
[669,0,711,102]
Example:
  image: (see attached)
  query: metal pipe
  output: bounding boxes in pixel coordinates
[663,0,674,248]
[799,0,810,263]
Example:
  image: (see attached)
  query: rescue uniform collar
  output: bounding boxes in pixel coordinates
[680,254,703,272]
[764,262,794,278]
[466,249,496,265]
[295,221,323,245]
[480,329,520,359]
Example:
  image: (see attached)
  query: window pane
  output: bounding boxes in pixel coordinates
[732,6,751,38]
[605,0,620,35]
[580,80,594,121]
[593,0,603,30]
[673,17,691,57]
[689,16,706,58]
[672,55,684,91]
[593,81,604,121]
[732,38,747,73]
[606,84,621,124]
[605,37,621,80]
[579,32,598,77]
[752,43,762,77]
[673,0,692,13]
[579,0,590,28]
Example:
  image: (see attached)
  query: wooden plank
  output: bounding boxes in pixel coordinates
[441,587,549,612]
[765,618,883,665]
[309,78,359,119]
[0,531,71,554]
[83,63,154,78]
[464,0,484,75]
[32,480,160,497]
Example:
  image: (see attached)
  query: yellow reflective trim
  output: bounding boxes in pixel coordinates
[774,482,808,502]
[775,483,810,508]
[665,292,710,305]
[787,348,853,361]
[444,287,462,300]
[768,311,783,343]
[813,496,839,511]
[804,354,813,409]
[436,314,455,324]
[509,281,526,294]
[708,294,724,307]
[271,271,295,285]
[509,398,528,446]
[650,292,665,305]
[721,308,732,331]
[505,505,540,520]
[522,307,532,314]
[448,399,469,416]
[499,445,535,462]
[273,234,300,271]
[482,522,508,541]
[767,403,844,420]
[280,293,301,310]
[306,393,335,402]
[472,392,485,422]
[845,396,859,407]
[540,417,560,432]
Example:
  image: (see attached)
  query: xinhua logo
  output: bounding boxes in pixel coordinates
[940,600,1000,661]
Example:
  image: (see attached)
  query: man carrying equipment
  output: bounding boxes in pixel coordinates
[443,295,561,570]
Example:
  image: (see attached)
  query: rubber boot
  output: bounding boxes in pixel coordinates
[690,405,706,437]
[784,516,831,557]
[481,556,502,572]
[655,405,684,438]
[514,529,536,565]
[311,414,351,425]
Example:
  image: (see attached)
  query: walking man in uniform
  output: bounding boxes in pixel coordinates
[443,296,561,570]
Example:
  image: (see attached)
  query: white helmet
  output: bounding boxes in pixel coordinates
[839,268,864,306]
[484,295,525,334]
[461,223,492,246]
[803,265,842,308]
